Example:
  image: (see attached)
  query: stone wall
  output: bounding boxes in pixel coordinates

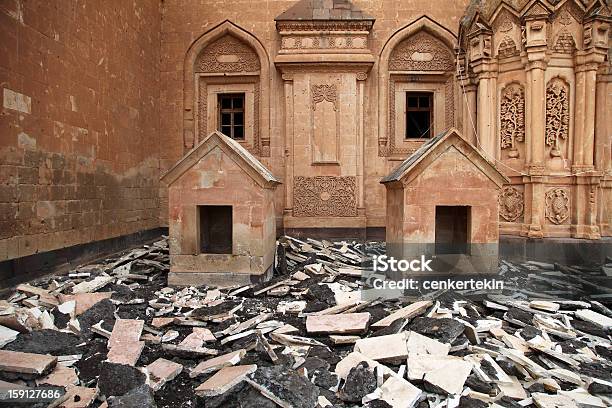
[0,0,162,262]
[158,0,472,228]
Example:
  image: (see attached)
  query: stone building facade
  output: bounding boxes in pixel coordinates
[1,0,610,278]
[165,0,611,241]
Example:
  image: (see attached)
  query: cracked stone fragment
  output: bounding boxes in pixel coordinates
[371,301,432,328]
[409,317,465,344]
[145,358,183,391]
[107,384,156,408]
[36,365,79,387]
[190,349,246,377]
[195,364,257,397]
[379,375,422,408]
[98,362,147,398]
[246,365,319,408]
[340,362,377,402]
[354,333,408,362]
[532,392,578,408]
[306,312,370,334]
[0,349,57,375]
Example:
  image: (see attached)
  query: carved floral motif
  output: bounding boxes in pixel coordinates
[389,31,453,71]
[311,84,338,111]
[498,186,524,222]
[498,36,519,57]
[545,188,570,224]
[500,83,525,158]
[293,176,357,217]
[196,35,260,73]
[553,31,576,53]
[545,78,570,157]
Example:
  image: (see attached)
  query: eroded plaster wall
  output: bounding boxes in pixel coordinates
[158,0,472,227]
[0,0,162,262]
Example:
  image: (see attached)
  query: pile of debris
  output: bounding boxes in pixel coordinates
[0,236,610,408]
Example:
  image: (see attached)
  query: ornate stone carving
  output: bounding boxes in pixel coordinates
[293,176,357,217]
[499,17,513,33]
[545,188,570,224]
[445,79,454,127]
[311,84,338,111]
[389,31,453,71]
[553,31,576,53]
[500,83,525,158]
[498,186,524,222]
[545,78,570,157]
[498,36,519,57]
[196,35,260,73]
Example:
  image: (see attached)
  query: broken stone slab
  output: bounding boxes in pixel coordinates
[107,319,144,349]
[409,317,466,344]
[0,324,19,347]
[58,293,112,315]
[106,341,145,366]
[354,332,408,362]
[161,343,219,358]
[414,356,472,395]
[378,375,423,408]
[306,312,370,334]
[36,365,79,387]
[405,331,450,357]
[145,358,183,391]
[151,317,174,328]
[195,364,257,397]
[270,332,326,347]
[246,365,320,408]
[50,386,98,408]
[72,275,114,294]
[190,349,246,378]
[558,388,606,408]
[16,284,50,297]
[496,376,528,400]
[529,301,560,312]
[371,301,432,328]
[179,327,215,349]
[330,335,360,345]
[532,392,578,408]
[107,384,156,408]
[0,350,57,376]
[334,351,396,380]
[574,309,612,329]
[97,362,147,398]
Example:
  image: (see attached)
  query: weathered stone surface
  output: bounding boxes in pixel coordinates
[340,362,377,403]
[107,384,156,408]
[372,301,432,328]
[146,358,183,391]
[190,349,246,377]
[3,329,81,356]
[98,362,147,398]
[246,365,320,408]
[409,317,466,344]
[354,333,408,362]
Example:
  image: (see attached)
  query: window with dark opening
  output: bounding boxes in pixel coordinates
[435,206,469,254]
[218,93,245,140]
[199,205,232,254]
[406,92,433,139]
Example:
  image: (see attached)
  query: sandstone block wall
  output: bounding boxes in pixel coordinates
[0,0,162,262]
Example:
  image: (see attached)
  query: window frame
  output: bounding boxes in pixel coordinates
[218,93,246,140]
[405,91,434,139]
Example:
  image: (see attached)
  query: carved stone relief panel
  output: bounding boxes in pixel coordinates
[545,78,570,158]
[311,84,339,163]
[281,34,368,51]
[499,83,525,158]
[389,31,454,72]
[545,188,570,224]
[498,186,524,222]
[498,36,520,57]
[195,35,260,73]
[492,9,522,58]
[293,176,357,217]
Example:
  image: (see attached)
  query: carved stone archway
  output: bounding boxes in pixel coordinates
[183,20,271,156]
[378,16,458,158]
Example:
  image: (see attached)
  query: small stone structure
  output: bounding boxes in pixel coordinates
[161,131,281,286]
[381,128,509,274]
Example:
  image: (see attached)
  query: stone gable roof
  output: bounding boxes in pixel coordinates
[161,131,281,188]
[380,128,509,187]
[275,0,374,21]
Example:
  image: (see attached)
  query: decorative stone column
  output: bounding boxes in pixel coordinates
[521,14,548,239]
[571,16,609,239]
[467,25,497,159]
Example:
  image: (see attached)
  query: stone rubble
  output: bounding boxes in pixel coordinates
[0,236,609,408]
